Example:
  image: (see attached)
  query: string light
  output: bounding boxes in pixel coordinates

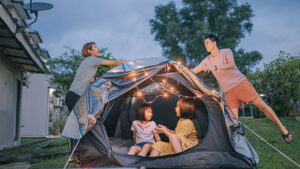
[131,64,215,104]
[137,91,142,96]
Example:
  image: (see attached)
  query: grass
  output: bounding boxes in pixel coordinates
[1,117,299,169]
[20,138,44,145]
[1,137,79,169]
[240,116,300,169]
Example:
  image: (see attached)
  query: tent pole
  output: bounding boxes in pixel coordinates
[64,138,81,169]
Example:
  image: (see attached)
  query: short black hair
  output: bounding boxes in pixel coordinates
[178,98,196,120]
[205,34,218,45]
[136,103,152,121]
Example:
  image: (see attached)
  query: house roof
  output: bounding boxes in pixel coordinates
[0,1,49,73]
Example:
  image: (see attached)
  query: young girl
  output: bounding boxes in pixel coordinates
[150,98,199,157]
[65,42,125,126]
[128,103,161,156]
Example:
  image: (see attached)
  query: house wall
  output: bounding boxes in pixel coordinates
[0,55,22,150]
[20,73,49,137]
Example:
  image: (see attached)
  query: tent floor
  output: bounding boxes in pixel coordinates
[110,137,133,154]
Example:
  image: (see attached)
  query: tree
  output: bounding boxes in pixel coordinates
[247,52,300,116]
[46,48,114,97]
[150,0,262,86]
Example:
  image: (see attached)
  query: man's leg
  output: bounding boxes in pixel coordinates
[252,97,292,141]
[231,108,239,123]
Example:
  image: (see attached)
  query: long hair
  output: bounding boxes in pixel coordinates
[177,98,196,120]
[136,103,152,121]
[81,42,95,57]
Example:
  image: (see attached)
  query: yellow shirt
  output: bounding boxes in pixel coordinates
[152,118,198,156]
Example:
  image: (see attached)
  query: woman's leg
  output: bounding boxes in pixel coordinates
[150,149,160,157]
[169,134,182,153]
[128,146,141,155]
[138,144,152,157]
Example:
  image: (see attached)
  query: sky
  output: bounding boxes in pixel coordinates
[29,0,300,69]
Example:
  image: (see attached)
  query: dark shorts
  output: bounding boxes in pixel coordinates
[135,142,153,148]
[65,91,80,113]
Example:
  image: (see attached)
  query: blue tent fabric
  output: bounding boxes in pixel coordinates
[62,58,259,168]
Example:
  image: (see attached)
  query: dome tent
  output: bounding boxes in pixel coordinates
[62,58,259,168]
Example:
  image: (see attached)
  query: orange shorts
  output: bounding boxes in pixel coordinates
[225,79,259,109]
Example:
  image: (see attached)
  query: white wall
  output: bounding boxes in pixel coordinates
[0,56,22,150]
[20,73,50,137]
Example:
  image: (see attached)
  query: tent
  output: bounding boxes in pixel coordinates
[62,58,259,168]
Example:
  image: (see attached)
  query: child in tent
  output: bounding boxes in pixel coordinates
[150,98,199,157]
[128,103,161,156]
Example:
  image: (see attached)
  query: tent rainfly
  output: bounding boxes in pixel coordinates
[62,58,259,169]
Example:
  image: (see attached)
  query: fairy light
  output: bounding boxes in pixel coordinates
[137,91,142,96]
[130,63,215,104]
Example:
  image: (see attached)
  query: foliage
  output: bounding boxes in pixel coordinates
[247,52,300,115]
[46,47,114,97]
[150,0,263,87]
[53,119,65,132]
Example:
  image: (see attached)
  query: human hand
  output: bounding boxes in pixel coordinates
[154,127,166,133]
[157,124,167,130]
[204,65,215,72]
[87,114,96,131]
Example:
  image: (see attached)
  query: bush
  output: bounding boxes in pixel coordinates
[53,119,65,132]
[247,51,300,116]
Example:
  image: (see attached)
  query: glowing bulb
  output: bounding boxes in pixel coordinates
[133,78,136,81]
[162,79,166,83]
[137,91,142,96]
[144,72,148,76]
[170,87,174,91]
[163,93,168,97]
[212,90,216,93]
[177,61,181,64]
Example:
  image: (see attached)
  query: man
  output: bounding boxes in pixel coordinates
[192,34,293,143]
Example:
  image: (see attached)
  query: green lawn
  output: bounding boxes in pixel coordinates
[240,116,300,169]
[1,117,299,169]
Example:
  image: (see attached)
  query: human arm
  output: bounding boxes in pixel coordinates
[154,132,161,142]
[100,60,126,66]
[155,124,175,137]
[191,61,206,74]
[133,131,136,144]
[201,49,236,71]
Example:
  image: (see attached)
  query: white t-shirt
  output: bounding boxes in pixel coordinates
[69,56,105,96]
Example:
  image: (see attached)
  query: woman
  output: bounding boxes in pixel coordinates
[65,42,125,125]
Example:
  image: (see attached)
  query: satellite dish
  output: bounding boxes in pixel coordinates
[15,1,53,34]
[23,2,53,12]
